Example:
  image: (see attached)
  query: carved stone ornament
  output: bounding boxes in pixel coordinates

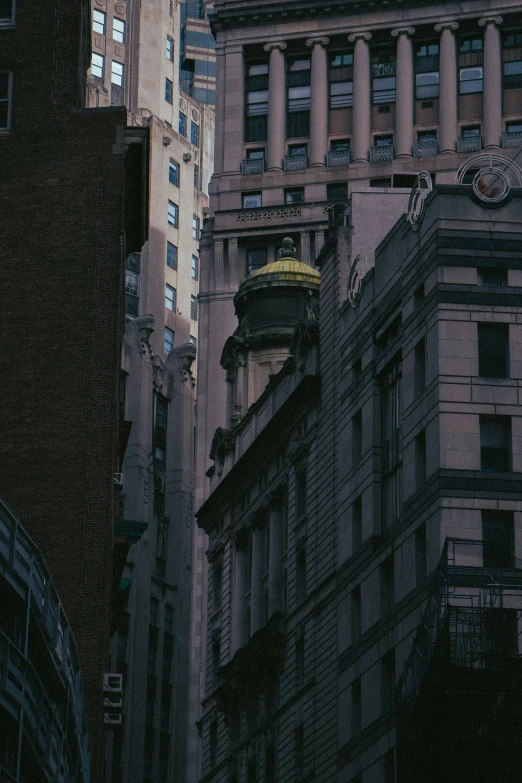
[114,2,126,16]
[347,253,368,308]
[407,171,433,231]
[457,153,522,204]
[279,236,297,259]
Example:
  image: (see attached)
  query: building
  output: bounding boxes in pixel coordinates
[0,1,149,779]
[196,168,522,782]
[0,497,91,783]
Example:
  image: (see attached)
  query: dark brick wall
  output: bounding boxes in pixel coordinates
[0,3,129,780]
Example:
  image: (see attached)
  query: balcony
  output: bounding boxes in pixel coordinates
[369,145,393,163]
[456,135,482,153]
[327,148,351,167]
[502,130,522,149]
[414,139,437,158]
[241,158,265,175]
[283,153,308,171]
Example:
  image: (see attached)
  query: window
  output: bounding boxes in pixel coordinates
[265,743,276,783]
[480,416,511,472]
[189,255,198,280]
[165,284,176,311]
[415,524,427,584]
[166,242,177,269]
[381,649,395,714]
[380,556,394,617]
[370,177,392,188]
[351,679,362,736]
[374,134,393,148]
[190,121,199,146]
[242,192,262,209]
[213,562,222,613]
[459,37,484,53]
[372,49,396,103]
[209,721,218,768]
[295,725,304,778]
[164,326,174,353]
[285,188,304,205]
[415,429,426,490]
[507,120,522,134]
[381,360,402,529]
[351,584,361,644]
[192,215,199,239]
[352,410,362,465]
[165,78,173,104]
[478,323,509,378]
[0,70,13,130]
[329,52,354,108]
[479,267,507,287]
[459,66,483,93]
[295,467,307,521]
[179,112,187,136]
[295,636,305,689]
[164,604,174,634]
[166,35,174,61]
[503,33,522,89]
[247,248,267,272]
[212,631,220,687]
[327,182,347,203]
[415,42,439,98]
[93,9,106,34]
[246,62,269,142]
[91,53,104,79]
[113,17,125,42]
[168,201,178,227]
[125,270,139,296]
[414,337,426,398]
[352,495,362,552]
[482,511,514,569]
[287,58,311,138]
[461,125,480,139]
[331,138,351,151]
[247,148,265,160]
[193,164,199,189]
[0,0,15,24]
[169,159,179,187]
[190,296,197,320]
[111,61,124,86]
[154,395,168,474]
[418,130,437,144]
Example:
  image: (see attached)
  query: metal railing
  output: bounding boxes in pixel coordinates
[369,145,393,163]
[501,130,522,148]
[457,135,482,153]
[414,139,437,158]
[327,148,351,167]
[241,158,265,175]
[283,153,308,171]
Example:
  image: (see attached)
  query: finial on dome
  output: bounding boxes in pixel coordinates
[279,237,297,259]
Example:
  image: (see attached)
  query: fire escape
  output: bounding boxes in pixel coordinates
[396,538,522,783]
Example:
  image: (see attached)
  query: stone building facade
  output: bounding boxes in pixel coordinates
[197,176,522,783]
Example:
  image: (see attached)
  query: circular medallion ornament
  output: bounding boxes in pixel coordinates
[347,253,368,308]
[407,171,433,231]
[457,153,522,204]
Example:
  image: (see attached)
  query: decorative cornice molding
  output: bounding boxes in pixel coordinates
[478,15,503,27]
[391,26,415,38]
[306,36,330,47]
[263,41,287,53]
[348,31,372,43]
[434,21,459,32]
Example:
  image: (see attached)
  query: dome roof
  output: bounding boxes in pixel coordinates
[250,257,321,284]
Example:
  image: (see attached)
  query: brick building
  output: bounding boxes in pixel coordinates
[0,1,148,779]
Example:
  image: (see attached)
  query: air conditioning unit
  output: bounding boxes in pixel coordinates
[103,673,123,693]
[113,473,123,486]
[104,713,123,726]
[183,152,192,162]
[104,695,123,709]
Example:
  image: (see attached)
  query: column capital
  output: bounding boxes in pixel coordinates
[391,26,415,38]
[306,36,329,48]
[348,31,372,43]
[434,21,458,33]
[478,16,503,27]
[263,41,287,53]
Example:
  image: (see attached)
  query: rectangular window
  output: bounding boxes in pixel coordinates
[179,112,187,136]
[166,35,174,61]
[480,416,511,472]
[113,17,125,43]
[0,70,13,130]
[351,678,362,736]
[459,66,483,93]
[382,360,402,529]
[248,248,267,272]
[372,49,396,103]
[415,42,439,98]
[212,631,220,687]
[295,467,307,521]
[149,597,159,625]
[168,201,178,227]
[191,255,199,280]
[295,725,304,778]
[381,649,395,714]
[209,721,218,768]
[164,326,174,353]
[165,78,173,104]
[194,164,199,189]
[165,284,176,311]
[327,182,348,203]
[287,58,311,138]
[111,61,124,86]
[190,295,197,320]
[125,270,139,296]
[380,555,394,617]
[247,148,265,160]
[93,9,106,34]
[91,53,104,79]
[212,562,222,613]
[295,636,305,689]
[296,537,307,603]
[169,159,179,187]
[479,267,507,287]
[478,323,509,378]
[166,241,177,269]
[246,62,269,142]
[192,215,199,239]
[414,337,426,398]
[503,33,522,89]
[242,192,262,209]
[329,51,354,108]
[352,495,362,552]
[191,121,199,146]
[482,510,514,569]
[415,523,427,585]
[331,138,351,151]
[352,409,362,465]
[351,584,361,644]
[154,395,168,473]
[415,429,426,490]
[285,188,304,205]
[0,0,15,24]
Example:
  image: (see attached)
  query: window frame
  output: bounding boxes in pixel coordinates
[179,112,187,136]
[190,121,199,146]
[191,255,199,280]
[112,16,125,43]
[166,241,177,270]
[480,415,511,473]
[0,0,16,26]
[111,60,124,87]
[167,200,179,228]
[478,322,509,378]
[169,159,180,187]
[91,53,105,80]
[165,284,176,311]
[165,78,173,105]
[192,215,200,239]
[164,326,174,353]
[242,192,262,209]
[166,35,174,62]
[284,187,305,205]
[0,70,13,131]
[93,9,106,34]
[190,295,198,321]
[459,66,484,94]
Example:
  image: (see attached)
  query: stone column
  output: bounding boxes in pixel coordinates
[268,505,283,616]
[435,22,459,154]
[214,240,224,288]
[306,37,330,168]
[348,32,372,163]
[232,354,246,424]
[250,524,264,633]
[228,237,239,286]
[264,42,287,172]
[391,27,415,159]
[315,230,325,257]
[231,542,247,653]
[225,366,235,427]
[300,231,311,265]
[214,44,226,174]
[223,45,245,173]
[479,16,503,149]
